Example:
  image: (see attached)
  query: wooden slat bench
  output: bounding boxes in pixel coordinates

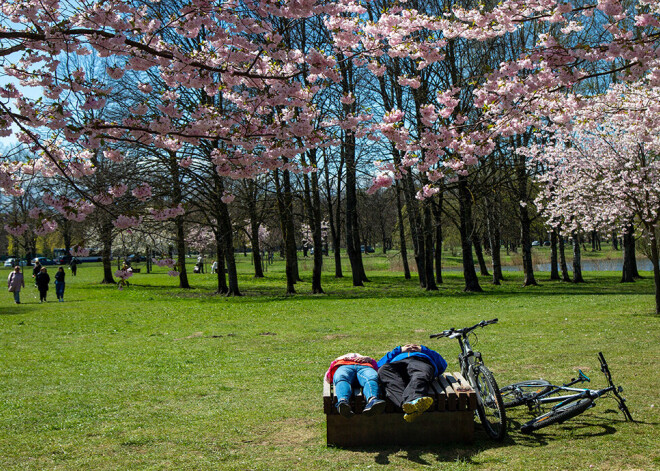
[323,372,476,447]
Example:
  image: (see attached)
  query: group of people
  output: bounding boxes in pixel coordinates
[325,344,447,423]
[7,262,67,304]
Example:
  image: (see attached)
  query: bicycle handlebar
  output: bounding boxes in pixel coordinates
[430,318,498,339]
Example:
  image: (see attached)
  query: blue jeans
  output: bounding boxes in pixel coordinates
[55,281,65,299]
[333,365,380,402]
[13,290,20,303]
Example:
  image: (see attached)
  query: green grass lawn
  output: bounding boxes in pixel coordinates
[1,258,658,470]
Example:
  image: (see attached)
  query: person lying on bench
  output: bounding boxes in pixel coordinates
[325,353,387,418]
[377,344,447,423]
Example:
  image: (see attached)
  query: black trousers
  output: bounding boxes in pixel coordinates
[378,357,435,408]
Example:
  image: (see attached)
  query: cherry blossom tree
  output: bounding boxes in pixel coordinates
[535,84,660,314]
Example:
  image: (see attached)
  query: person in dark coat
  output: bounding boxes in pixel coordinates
[35,267,51,302]
[32,260,43,279]
[69,257,78,276]
[54,266,66,302]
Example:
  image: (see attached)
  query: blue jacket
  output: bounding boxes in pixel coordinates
[377,345,448,377]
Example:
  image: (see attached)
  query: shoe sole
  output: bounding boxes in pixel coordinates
[402,396,434,414]
[338,402,353,418]
[403,411,423,423]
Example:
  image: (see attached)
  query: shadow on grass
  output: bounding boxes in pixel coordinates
[505,413,643,446]
[340,430,517,466]
[111,273,656,305]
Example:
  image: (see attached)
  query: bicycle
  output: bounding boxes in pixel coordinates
[499,352,633,433]
[430,318,507,440]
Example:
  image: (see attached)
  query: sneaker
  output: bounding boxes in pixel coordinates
[403,410,423,423]
[363,397,386,417]
[402,396,434,417]
[336,400,353,419]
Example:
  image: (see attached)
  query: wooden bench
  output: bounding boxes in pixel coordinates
[323,372,477,447]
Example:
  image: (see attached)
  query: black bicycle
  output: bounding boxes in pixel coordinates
[499,352,633,433]
[430,318,507,440]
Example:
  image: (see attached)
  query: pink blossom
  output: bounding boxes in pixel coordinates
[115,269,133,280]
[132,184,152,202]
[70,246,90,257]
[340,94,356,105]
[367,174,393,194]
[150,205,185,221]
[138,83,153,93]
[113,215,143,230]
[221,192,235,204]
[109,184,128,198]
[103,149,123,162]
[34,219,58,236]
[4,223,28,237]
[415,185,440,201]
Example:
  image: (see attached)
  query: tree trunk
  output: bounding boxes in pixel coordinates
[423,201,437,290]
[550,230,560,281]
[519,205,537,286]
[649,230,660,315]
[247,189,264,278]
[219,204,240,296]
[175,215,190,289]
[324,149,343,278]
[302,149,324,294]
[214,229,228,294]
[60,219,72,254]
[213,174,240,296]
[474,234,490,277]
[612,231,619,251]
[100,221,115,284]
[572,232,585,283]
[486,199,503,284]
[622,224,640,282]
[344,131,368,286]
[458,176,482,292]
[399,153,427,288]
[395,181,411,280]
[559,234,571,282]
[431,193,443,284]
[274,168,297,294]
[169,150,190,289]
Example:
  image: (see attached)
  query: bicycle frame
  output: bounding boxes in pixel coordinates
[456,333,482,377]
[535,385,618,411]
[430,318,507,440]
[509,352,632,421]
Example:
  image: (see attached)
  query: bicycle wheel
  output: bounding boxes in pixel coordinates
[500,380,552,408]
[520,398,594,433]
[471,365,507,440]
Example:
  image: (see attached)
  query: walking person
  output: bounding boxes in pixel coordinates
[55,266,66,302]
[7,266,25,304]
[69,257,78,276]
[32,259,42,280]
[35,267,51,303]
[377,344,447,422]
